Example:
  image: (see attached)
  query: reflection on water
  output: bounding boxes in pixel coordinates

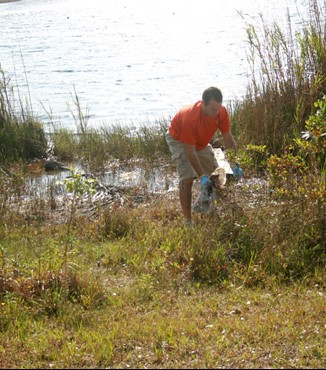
[23,161,270,208]
[24,163,179,199]
[101,166,178,193]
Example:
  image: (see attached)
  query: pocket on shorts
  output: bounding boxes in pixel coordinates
[211,150,218,169]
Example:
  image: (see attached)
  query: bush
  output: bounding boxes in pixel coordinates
[51,128,78,161]
[0,118,47,163]
[267,96,326,200]
[0,69,47,163]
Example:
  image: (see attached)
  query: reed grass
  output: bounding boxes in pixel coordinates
[231,0,326,154]
[50,119,170,170]
[0,70,170,168]
[0,68,47,163]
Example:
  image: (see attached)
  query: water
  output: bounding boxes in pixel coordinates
[0,0,308,129]
[24,163,179,197]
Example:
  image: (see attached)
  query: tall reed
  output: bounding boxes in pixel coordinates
[50,119,170,169]
[231,0,326,154]
[0,68,47,163]
[49,87,170,169]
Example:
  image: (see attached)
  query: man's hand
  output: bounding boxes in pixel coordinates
[200,174,212,188]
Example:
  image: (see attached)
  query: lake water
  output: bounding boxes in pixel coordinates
[0,0,309,129]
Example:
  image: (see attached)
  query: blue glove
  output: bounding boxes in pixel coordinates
[200,175,212,188]
[232,163,243,180]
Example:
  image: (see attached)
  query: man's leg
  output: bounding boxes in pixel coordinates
[179,177,194,221]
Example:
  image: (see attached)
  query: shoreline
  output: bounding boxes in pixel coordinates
[0,0,20,4]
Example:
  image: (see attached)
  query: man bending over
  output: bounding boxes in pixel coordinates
[166,87,237,225]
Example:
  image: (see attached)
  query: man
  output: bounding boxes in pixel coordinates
[166,87,237,225]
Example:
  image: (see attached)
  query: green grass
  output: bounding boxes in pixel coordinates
[49,119,170,171]
[1,281,325,368]
[0,203,325,368]
[0,69,48,163]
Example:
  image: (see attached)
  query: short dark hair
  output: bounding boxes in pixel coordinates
[202,87,223,105]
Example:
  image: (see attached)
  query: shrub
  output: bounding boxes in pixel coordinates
[267,96,326,200]
[0,69,47,163]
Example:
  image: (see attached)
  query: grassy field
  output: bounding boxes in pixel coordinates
[0,186,325,369]
[0,165,325,368]
[1,276,325,368]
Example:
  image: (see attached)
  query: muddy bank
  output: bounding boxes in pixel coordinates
[0,157,269,225]
[1,167,269,227]
[0,0,20,4]
[0,160,179,223]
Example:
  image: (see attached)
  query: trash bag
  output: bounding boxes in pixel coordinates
[192,184,214,214]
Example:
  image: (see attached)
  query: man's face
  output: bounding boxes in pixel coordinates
[202,99,222,117]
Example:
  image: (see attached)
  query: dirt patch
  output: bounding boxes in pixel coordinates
[0,0,21,4]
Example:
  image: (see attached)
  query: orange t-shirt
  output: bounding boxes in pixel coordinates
[168,101,230,150]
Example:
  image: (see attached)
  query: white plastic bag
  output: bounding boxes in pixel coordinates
[192,186,214,214]
[192,167,227,214]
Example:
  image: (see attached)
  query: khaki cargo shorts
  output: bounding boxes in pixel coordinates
[166,131,217,181]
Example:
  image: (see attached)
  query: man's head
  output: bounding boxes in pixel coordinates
[202,87,223,117]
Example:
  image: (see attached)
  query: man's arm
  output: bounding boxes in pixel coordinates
[185,143,205,177]
[222,131,237,154]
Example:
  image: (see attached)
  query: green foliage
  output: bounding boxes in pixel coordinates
[49,120,170,169]
[77,129,109,170]
[237,144,269,175]
[0,68,47,163]
[0,235,107,314]
[51,128,78,161]
[63,169,98,236]
[0,175,325,367]
[18,118,47,159]
[190,240,229,284]
[0,118,47,163]
[134,120,169,159]
[100,207,133,239]
[294,96,326,170]
[64,169,97,197]
[267,96,326,200]
[267,153,308,197]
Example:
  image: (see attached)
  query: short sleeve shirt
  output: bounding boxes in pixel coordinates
[168,101,230,150]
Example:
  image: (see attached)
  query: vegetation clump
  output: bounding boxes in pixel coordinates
[0,70,47,163]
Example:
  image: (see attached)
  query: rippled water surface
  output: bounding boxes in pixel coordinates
[1,0,307,128]
[24,163,179,198]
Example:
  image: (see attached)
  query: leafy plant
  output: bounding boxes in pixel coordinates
[63,169,98,235]
[294,95,326,170]
[237,144,269,175]
[267,96,325,199]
